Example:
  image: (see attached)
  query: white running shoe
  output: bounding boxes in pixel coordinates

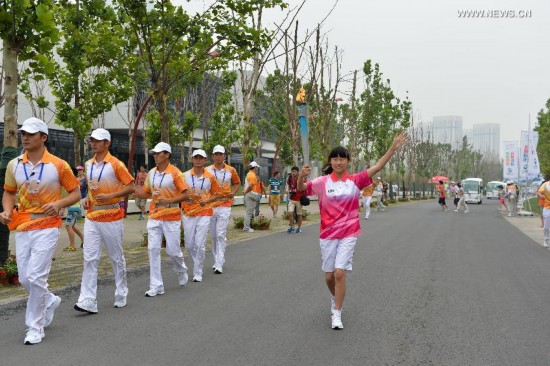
[454,209,458,212]
[24,328,45,345]
[331,311,344,330]
[193,275,203,282]
[464,210,470,213]
[43,295,61,328]
[178,272,189,286]
[114,297,127,308]
[544,242,549,248]
[74,298,98,314]
[145,288,165,297]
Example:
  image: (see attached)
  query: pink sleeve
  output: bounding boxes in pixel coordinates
[307,176,324,196]
[353,171,373,190]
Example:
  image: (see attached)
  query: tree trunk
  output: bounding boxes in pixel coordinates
[154,88,170,143]
[0,41,20,263]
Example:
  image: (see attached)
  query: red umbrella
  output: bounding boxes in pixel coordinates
[429,175,449,183]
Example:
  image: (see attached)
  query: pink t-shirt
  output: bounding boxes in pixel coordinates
[307,171,373,239]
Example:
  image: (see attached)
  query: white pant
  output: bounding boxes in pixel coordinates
[147,219,187,290]
[544,208,550,246]
[362,196,372,218]
[320,236,357,272]
[210,207,231,269]
[78,219,127,304]
[182,216,210,277]
[15,228,59,331]
[458,197,469,211]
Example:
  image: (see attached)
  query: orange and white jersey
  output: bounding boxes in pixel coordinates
[143,164,188,221]
[362,183,374,197]
[538,181,550,209]
[206,163,241,208]
[181,168,220,217]
[4,149,79,231]
[245,171,261,194]
[85,152,134,222]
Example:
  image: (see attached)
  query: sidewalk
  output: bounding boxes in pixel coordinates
[0,203,320,305]
[502,211,545,246]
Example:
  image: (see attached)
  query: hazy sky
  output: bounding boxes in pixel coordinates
[181,0,550,150]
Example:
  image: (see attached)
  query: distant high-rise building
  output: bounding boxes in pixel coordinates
[471,123,500,157]
[431,116,463,147]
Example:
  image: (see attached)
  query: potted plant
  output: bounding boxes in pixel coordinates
[4,256,19,285]
[301,209,309,220]
[0,266,8,286]
[233,217,244,229]
[254,215,271,230]
[282,211,291,220]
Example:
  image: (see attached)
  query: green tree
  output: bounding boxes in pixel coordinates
[116,0,285,144]
[0,0,59,263]
[23,0,136,165]
[359,60,411,161]
[535,98,550,178]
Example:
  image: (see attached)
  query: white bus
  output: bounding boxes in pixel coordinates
[486,181,506,200]
[462,178,484,204]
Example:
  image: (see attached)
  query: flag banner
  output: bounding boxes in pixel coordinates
[502,141,518,181]
[520,131,542,182]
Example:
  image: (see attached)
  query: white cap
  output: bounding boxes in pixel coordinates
[192,149,207,158]
[506,180,513,184]
[377,176,381,180]
[18,117,48,135]
[90,128,111,141]
[149,142,172,154]
[213,145,225,154]
[249,161,260,168]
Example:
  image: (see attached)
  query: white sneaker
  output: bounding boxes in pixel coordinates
[145,288,165,297]
[243,228,255,233]
[544,242,549,248]
[114,297,127,308]
[178,272,189,286]
[331,311,344,330]
[74,298,98,314]
[193,275,202,282]
[454,209,458,212]
[464,210,470,213]
[43,295,61,328]
[24,328,45,345]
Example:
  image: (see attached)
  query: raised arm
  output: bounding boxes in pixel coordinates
[367,132,408,178]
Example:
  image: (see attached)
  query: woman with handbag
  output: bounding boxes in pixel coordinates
[297,132,408,330]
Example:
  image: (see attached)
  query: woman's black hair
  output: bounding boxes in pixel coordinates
[323,146,351,175]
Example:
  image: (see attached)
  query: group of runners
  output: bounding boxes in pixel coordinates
[0,117,408,344]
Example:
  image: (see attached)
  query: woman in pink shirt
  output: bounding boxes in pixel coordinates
[298,132,408,330]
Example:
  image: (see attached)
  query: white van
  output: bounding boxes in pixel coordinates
[486,181,506,200]
[462,178,484,204]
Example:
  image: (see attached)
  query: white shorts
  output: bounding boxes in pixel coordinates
[319,236,357,272]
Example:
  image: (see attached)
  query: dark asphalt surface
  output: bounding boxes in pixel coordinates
[2,199,550,365]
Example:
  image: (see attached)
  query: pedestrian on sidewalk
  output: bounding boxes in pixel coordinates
[0,118,81,345]
[207,145,241,274]
[537,178,550,248]
[136,142,190,297]
[298,131,408,330]
[74,128,135,314]
[286,166,305,233]
[361,181,374,219]
[507,181,518,217]
[182,149,220,282]
[375,177,386,211]
[498,185,508,212]
[455,182,469,213]
[63,167,84,252]
[243,161,262,232]
[134,165,148,220]
[268,171,282,218]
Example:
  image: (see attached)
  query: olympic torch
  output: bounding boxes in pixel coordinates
[296,87,309,165]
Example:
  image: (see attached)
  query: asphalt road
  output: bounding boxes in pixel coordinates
[2,199,550,365]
